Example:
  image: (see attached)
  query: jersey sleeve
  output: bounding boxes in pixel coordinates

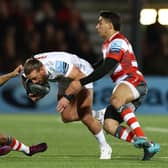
[54,61,73,77]
[106,39,127,61]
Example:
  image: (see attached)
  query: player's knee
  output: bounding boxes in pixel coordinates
[61,114,73,123]
[0,134,8,144]
[80,113,91,124]
[110,97,123,109]
[62,118,71,123]
[117,104,131,113]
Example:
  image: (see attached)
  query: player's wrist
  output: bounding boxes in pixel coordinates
[79,79,85,86]
[63,94,74,102]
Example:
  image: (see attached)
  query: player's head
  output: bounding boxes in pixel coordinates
[24,58,48,84]
[96,10,121,38]
[99,10,121,31]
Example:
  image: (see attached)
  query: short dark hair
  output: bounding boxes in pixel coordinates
[99,10,121,31]
[24,58,43,75]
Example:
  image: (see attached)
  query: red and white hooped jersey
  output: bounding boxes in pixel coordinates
[102,32,145,86]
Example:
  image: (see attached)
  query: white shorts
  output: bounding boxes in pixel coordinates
[76,58,93,89]
[113,80,140,99]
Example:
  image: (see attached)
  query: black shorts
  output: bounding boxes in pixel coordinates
[104,105,124,123]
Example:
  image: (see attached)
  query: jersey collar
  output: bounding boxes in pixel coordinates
[105,31,119,43]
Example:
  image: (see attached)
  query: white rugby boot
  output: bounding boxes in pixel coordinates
[100,144,112,160]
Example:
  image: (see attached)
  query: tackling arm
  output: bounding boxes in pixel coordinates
[64,58,118,99]
[80,58,118,85]
[0,73,15,86]
[0,65,22,86]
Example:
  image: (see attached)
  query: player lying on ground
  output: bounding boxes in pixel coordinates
[0,65,47,156]
[22,51,112,160]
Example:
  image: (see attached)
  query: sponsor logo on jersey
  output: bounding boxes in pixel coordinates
[36,55,47,60]
[109,40,122,53]
[55,61,69,74]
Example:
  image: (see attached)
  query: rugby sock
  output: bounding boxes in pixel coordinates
[115,125,135,143]
[120,107,145,137]
[95,129,108,147]
[7,136,30,154]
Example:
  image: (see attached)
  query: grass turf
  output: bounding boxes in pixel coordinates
[0,114,167,168]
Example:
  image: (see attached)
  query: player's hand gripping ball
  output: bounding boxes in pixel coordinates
[25,79,50,97]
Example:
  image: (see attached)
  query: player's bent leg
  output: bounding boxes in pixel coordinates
[81,111,112,159]
[0,144,45,157]
[4,136,47,156]
[77,88,112,159]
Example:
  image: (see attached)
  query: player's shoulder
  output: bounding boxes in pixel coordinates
[109,33,130,51]
[35,51,76,59]
[34,52,55,59]
[111,32,127,42]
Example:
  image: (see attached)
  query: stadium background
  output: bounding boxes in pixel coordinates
[0,0,168,114]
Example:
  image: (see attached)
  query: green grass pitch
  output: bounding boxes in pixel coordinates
[0,114,167,168]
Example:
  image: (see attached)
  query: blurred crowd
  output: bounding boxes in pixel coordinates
[1,0,168,75]
[0,0,99,73]
[142,23,168,75]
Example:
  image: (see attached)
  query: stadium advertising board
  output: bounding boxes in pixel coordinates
[0,76,168,114]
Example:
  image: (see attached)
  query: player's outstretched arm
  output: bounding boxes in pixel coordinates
[0,65,23,86]
[65,58,118,96]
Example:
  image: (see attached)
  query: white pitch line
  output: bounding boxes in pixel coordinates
[37,155,168,160]
[145,127,168,133]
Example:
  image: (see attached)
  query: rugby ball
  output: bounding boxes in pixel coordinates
[25,79,50,97]
[29,82,50,96]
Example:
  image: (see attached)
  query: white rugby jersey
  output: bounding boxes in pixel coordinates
[33,52,93,87]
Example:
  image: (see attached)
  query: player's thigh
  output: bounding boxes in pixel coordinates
[59,88,93,121]
[111,82,135,105]
[74,88,93,119]
[58,93,79,121]
[62,101,79,120]
[76,88,93,109]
